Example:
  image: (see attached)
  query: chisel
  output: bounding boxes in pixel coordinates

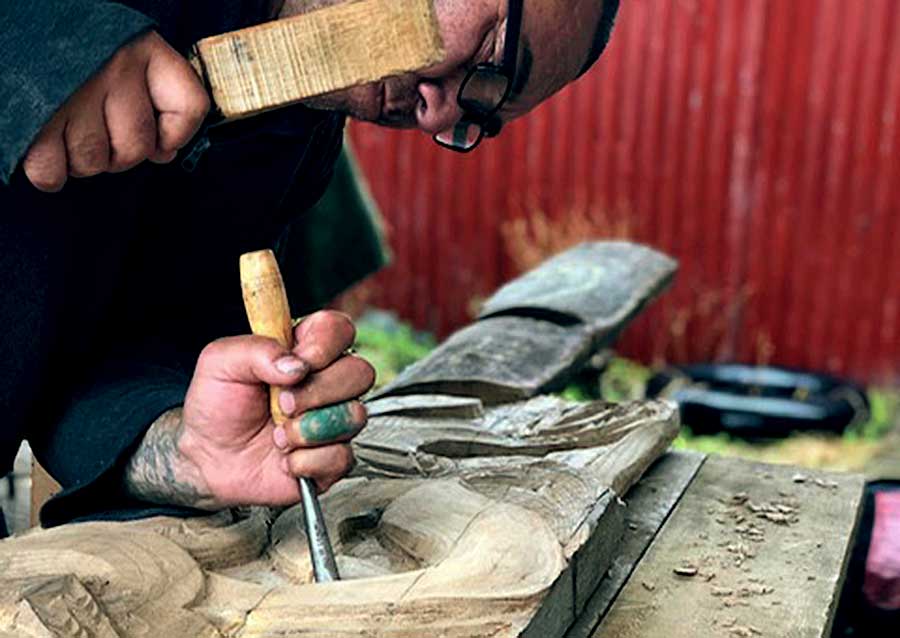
[240,249,340,582]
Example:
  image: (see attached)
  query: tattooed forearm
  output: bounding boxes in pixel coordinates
[124,408,220,510]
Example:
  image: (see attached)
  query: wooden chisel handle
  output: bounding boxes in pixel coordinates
[239,249,341,582]
[239,249,294,424]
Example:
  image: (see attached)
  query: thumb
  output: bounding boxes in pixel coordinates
[194,336,309,387]
[145,34,210,155]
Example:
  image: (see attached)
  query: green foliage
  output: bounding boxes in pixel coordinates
[844,387,900,441]
[354,311,436,389]
[560,356,652,403]
[599,357,652,402]
[560,384,593,403]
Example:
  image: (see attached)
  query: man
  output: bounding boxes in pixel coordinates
[0,0,619,536]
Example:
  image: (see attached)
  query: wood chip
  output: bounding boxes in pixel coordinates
[731,492,750,505]
[674,564,699,577]
[792,473,808,483]
[642,581,656,591]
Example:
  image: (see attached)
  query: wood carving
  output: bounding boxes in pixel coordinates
[0,399,678,637]
[1,242,680,637]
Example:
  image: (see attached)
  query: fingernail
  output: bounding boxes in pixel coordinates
[275,355,307,376]
[273,426,288,449]
[279,391,296,415]
[349,401,368,424]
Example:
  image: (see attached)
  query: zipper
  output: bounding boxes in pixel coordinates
[181,134,211,173]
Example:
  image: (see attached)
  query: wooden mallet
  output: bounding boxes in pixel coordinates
[191,0,444,121]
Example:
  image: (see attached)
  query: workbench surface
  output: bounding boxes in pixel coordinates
[568,451,865,638]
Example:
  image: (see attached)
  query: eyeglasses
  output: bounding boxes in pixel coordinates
[434,0,524,152]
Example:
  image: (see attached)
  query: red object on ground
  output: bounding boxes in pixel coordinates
[864,491,900,610]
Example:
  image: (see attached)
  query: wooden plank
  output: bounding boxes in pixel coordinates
[565,450,707,638]
[479,242,677,339]
[370,317,595,403]
[192,0,444,119]
[375,242,676,403]
[595,456,865,638]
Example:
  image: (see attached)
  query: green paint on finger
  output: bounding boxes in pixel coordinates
[298,404,357,443]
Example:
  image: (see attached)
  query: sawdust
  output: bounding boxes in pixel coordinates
[670,469,849,638]
[717,617,763,636]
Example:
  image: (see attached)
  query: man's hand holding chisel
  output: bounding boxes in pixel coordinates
[122,310,375,510]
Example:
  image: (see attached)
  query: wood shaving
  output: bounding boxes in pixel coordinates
[731,493,750,505]
[729,625,762,636]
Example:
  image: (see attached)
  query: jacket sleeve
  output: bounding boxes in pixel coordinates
[34,350,197,528]
[0,2,155,183]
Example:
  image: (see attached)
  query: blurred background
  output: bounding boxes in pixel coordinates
[348,0,899,383]
[321,0,900,476]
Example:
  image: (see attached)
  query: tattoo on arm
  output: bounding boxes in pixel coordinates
[124,408,219,510]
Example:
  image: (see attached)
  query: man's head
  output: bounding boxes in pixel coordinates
[280,0,619,141]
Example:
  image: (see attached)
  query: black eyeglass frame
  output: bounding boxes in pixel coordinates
[434,0,525,152]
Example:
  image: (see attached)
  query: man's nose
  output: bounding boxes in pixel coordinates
[416,76,465,135]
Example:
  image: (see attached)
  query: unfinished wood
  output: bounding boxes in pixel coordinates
[366,394,485,419]
[192,0,444,119]
[29,460,61,528]
[240,249,295,425]
[565,450,707,638]
[372,318,595,403]
[375,242,676,403]
[595,456,865,638]
[479,242,677,339]
[0,398,679,637]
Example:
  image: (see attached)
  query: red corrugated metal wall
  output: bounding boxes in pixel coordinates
[349,0,900,384]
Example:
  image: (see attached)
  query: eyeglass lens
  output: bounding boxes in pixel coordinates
[459,69,511,115]
[435,119,485,150]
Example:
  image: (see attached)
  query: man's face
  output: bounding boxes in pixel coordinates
[279,0,606,135]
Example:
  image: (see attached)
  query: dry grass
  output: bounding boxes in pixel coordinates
[675,433,884,474]
[501,200,635,273]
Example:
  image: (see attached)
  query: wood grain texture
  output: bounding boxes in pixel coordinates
[595,456,865,638]
[240,250,294,425]
[193,0,444,119]
[374,241,676,403]
[479,242,678,339]
[0,398,679,637]
[565,451,707,638]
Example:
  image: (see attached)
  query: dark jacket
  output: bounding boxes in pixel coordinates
[0,0,348,532]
